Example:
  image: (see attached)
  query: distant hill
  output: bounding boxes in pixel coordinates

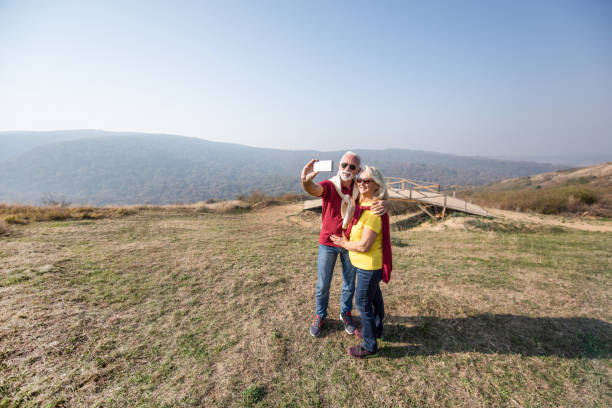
[492,154,611,167]
[0,130,109,162]
[460,162,612,216]
[0,130,563,205]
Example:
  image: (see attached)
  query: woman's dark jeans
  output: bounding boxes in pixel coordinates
[355,268,384,353]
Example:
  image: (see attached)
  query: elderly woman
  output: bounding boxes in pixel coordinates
[331,165,392,358]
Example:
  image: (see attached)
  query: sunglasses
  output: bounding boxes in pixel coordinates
[340,162,357,171]
[357,178,374,185]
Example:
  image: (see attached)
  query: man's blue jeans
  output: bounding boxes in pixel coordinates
[355,268,383,353]
[315,244,356,319]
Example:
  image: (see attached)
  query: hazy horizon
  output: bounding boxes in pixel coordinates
[1,1,611,157]
[2,129,609,168]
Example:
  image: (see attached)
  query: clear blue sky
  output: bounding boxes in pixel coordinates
[1,0,611,156]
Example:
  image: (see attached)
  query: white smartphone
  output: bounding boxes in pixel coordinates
[313,160,333,172]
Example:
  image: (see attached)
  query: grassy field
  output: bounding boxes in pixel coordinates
[1,204,610,407]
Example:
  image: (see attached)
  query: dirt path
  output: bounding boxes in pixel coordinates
[488,208,612,232]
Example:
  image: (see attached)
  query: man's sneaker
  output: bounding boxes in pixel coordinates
[310,315,325,337]
[348,344,378,359]
[354,328,383,340]
[340,312,356,335]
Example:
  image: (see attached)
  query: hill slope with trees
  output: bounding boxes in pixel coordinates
[459,162,612,217]
[0,130,564,205]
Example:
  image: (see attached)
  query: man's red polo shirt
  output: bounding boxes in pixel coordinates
[318,179,356,247]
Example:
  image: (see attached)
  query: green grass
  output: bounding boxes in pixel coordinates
[240,385,266,407]
[0,205,610,407]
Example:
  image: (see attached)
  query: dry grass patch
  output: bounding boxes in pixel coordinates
[0,199,266,225]
[0,219,10,236]
[463,186,608,216]
[459,163,612,217]
[194,200,253,214]
[0,204,137,224]
[0,204,610,407]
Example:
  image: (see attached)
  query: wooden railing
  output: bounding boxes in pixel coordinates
[385,177,440,193]
[304,176,488,217]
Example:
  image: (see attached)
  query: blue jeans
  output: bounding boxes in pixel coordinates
[373,284,384,338]
[355,268,384,353]
[315,244,356,319]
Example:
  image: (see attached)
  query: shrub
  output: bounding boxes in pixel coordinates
[247,191,266,204]
[464,186,603,215]
[570,188,598,205]
[44,209,72,221]
[40,193,71,207]
[565,176,595,185]
[4,215,27,224]
[389,201,420,215]
[277,192,309,202]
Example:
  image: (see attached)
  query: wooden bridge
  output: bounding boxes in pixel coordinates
[303,177,488,218]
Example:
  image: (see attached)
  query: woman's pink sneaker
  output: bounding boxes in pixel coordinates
[348,344,378,359]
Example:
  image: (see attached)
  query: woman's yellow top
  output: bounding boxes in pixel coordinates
[348,201,383,270]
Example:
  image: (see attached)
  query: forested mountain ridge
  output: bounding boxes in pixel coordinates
[0,130,112,162]
[0,130,564,205]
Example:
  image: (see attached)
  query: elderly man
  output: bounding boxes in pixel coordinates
[301,151,388,337]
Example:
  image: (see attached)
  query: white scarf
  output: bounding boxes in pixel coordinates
[329,172,359,229]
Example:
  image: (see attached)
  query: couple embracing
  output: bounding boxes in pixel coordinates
[301,151,392,359]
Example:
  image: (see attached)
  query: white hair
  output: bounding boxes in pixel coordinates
[342,151,361,165]
[362,165,388,200]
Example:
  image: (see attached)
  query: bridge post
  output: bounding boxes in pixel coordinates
[442,195,447,218]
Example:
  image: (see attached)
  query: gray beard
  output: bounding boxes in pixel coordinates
[340,171,354,181]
